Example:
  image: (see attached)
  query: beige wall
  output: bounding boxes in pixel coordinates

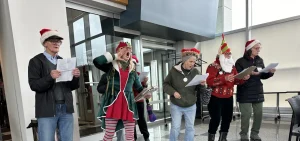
[0,0,80,140]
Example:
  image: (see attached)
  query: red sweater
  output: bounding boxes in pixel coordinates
[206,60,245,98]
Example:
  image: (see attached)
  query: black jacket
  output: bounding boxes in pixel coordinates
[28,53,79,118]
[97,73,107,94]
[235,54,274,103]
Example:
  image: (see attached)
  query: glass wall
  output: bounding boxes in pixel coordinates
[216,0,300,33]
[251,0,300,26]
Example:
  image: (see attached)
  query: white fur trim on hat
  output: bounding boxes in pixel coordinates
[40,30,63,45]
[246,40,260,51]
[132,59,137,64]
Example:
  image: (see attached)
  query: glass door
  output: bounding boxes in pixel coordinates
[142,46,177,121]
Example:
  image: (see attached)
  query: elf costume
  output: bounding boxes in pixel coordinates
[93,42,144,141]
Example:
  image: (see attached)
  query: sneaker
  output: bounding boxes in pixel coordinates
[250,134,261,141]
[240,134,249,141]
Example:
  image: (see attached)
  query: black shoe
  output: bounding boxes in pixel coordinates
[250,134,261,141]
[250,139,261,141]
[240,133,249,141]
[218,132,228,141]
[208,133,215,141]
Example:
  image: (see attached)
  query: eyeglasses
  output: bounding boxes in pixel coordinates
[46,39,62,45]
[253,47,262,51]
[225,52,232,56]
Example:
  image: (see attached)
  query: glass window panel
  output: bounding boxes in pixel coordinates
[251,0,300,25]
[73,18,85,43]
[123,38,132,45]
[89,14,102,37]
[91,36,106,59]
[75,43,88,66]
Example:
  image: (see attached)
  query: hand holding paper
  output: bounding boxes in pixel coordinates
[269,68,276,73]
[225,74,235,82]
[56,58,77,82]
[243,75,250,80]
[134,86,158,102]
[139,72,149,82]
[51,70,61,79]
[185,73,209,87]
[234,66,256,79]
[72,68,80,78]
[259,63,278,73]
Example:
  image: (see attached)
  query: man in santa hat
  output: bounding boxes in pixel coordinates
[28,28,80,141]
[206,34,250,141]
[235,40,275,141]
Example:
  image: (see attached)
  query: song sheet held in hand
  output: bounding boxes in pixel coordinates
[234,66,256,79]
[56,58,76,82]
[134,87,158,102]
[259,63,279,73]
[185,73,209,87]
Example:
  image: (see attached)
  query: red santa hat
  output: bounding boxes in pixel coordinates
[132,55,139,64]
[116,42,132,52]
[245,39,260,51]
[181,48,200,58]
[40,28,63,45]
[218,34,231,55]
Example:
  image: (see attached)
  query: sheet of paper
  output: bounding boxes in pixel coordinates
[139,72,149,82]
[185,73,209,87]
[259,63,279,73]
[234,66,256,79]
[56,58,77,82]
[134,87,158,101]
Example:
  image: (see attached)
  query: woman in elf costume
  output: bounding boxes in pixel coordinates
[93,42,145,141]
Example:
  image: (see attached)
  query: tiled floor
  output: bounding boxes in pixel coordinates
[80,117,294,141]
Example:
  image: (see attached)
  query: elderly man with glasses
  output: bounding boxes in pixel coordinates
[28,28,80,141]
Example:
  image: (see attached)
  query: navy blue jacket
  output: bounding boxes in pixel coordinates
[235,54,274,103]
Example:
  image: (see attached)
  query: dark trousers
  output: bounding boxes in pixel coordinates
[134,102,150,140]
[208,95,233,134]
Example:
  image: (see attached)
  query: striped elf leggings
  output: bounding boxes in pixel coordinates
[103,118,135,141]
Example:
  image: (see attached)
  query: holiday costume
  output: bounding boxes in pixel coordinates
[97,73,125,141]
[93,42,144,141]
[206,34,245,141]
[164,47,206,141]
[235,39,274,141]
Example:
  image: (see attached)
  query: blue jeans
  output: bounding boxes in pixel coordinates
[37,104,73,141]
[116,129,124,141]
[170,103,196,141]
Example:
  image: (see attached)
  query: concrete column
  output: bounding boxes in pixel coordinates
[216,0,232,33]
[0,0,80,141]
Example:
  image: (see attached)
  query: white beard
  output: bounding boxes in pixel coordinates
[219,54,235,73]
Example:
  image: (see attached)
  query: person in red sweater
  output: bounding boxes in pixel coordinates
[206,34,250,141]
[131,55,151,141]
